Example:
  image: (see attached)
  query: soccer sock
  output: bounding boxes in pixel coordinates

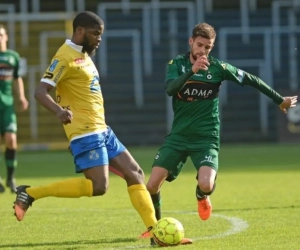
[26,178,93,200]
[5,148,17,181]
[196,185,206,200]
[151,192,162,220]
[128,184,157,230]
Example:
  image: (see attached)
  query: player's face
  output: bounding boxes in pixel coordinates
[82,24,104,56]
[189,36,214,60]
[0,28,8,48]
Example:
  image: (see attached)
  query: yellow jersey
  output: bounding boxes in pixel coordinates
[41,39,107,141]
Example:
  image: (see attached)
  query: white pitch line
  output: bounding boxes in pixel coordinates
[104,211,249,250]
[194,213,249,240]
[163,211,249,240]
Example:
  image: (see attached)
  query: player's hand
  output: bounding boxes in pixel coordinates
[56,109,73,124]
[19,97,29,111]
[192,56,210,73]
[279,96,298,114]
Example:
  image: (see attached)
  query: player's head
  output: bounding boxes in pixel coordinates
[72,11,104,56]
[189,23,216,60]
[0,24,8,50]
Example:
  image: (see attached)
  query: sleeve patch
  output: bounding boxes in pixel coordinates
[49,59,59,72]
[168,60,173,64]
[221,63,227,70]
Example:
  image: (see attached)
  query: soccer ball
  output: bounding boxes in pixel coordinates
[152,217,184,246]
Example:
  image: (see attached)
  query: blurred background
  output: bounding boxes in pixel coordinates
[0,0,299,148]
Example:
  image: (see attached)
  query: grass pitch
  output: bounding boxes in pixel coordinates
[0,144,299,250]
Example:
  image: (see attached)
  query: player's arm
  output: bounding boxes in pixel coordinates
[35,58,73,124]
[13,77,28,111]
[165,56,209,96]
[221,62,298,113]
[13,54,28,111]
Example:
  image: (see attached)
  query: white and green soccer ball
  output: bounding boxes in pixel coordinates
[153,217,185,246]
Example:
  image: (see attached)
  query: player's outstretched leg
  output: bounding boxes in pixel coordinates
[13,177,94,221]
[13,185,35,221]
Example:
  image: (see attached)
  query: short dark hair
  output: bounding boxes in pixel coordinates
[192,23,216,40]
[72,11,104,32]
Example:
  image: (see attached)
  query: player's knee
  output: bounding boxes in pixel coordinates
[146,181,159,194]
[198,182,214,194]
[124,163,145,183]
[4,134,17,148]
[92,180,109,196]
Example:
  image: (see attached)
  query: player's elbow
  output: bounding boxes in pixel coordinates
[34,87,47,104]
[165,90,173,96]
[34,87,42,101]
[165,81,176,96]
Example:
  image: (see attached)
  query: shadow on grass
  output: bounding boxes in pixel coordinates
[0,238,138,249]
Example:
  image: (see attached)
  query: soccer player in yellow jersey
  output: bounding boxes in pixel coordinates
[12,11,157,236]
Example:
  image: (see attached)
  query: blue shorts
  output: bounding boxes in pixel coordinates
[69,127,126,173]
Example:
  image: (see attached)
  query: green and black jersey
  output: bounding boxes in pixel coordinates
[0,49,20,106]
[165,52,284,149]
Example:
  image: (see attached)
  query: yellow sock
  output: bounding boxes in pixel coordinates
[128,184,157,230]
[26,178,93,200]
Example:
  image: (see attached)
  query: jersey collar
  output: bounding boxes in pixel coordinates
[65,39,83,53]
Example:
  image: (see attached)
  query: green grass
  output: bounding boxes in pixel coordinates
[0,144,299,250]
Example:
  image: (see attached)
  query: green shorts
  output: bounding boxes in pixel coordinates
[0,105,17,134]
[152,143,219,182]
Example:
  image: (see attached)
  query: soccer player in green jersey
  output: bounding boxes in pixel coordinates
[143,23,297,245]
[0,24,28,193]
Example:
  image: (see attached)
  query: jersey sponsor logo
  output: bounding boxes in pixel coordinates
[54,66,66,83]
[76,63,91,70]
[0,56,9,61]
[0,67,13,80]
[177,81,221,102]
[74,58,85,64]
[0,56,16,66]
[49,59,59,72]
[56,95,71,110]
